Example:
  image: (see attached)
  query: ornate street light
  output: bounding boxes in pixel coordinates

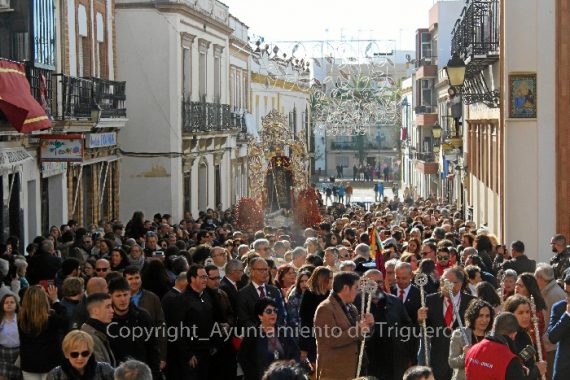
[444,53,466,87]
[432,122,442,140]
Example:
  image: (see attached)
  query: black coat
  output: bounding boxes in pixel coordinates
[19,301,68,373]
[391,284,422,324]
[419,292,475,380]
[108,304,161,379]
[47,356,114,380]
[27,252,62,285]
[220,276,239,313]
[237,283,286,328]
[501,255,537,275]
[513,327,541,380]
[238,332,300,380]
[160,288,185,380]
[391,284,422,365]
[178,287,215,360]
[298,290,328,362]
[354,291,411,380]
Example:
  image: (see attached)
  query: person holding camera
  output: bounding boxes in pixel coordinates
[503,295,548,379]
[465,312,528,379]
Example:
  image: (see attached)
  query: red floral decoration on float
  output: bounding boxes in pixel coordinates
[235,197,264,231]
[294,188,322,228]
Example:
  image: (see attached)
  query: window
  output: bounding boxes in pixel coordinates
[199,52,207,98]
[214,56,221,101]
[78,37,85,77]
[94,42,100,78]
[184,173,191,213]
[33,0,56,68]
[182,47,191,100]
[421,80,432,106]
[213,45,223,102]
[421,32,431,60]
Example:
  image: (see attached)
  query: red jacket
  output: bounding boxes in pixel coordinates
[465,337,517,380]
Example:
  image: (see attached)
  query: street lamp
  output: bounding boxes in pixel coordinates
[91,102,102,126]
[444,53,466,87]
[432,122,442,140]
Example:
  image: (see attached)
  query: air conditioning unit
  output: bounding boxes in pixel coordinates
[0,0,13,12]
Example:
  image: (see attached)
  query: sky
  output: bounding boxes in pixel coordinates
[222,0,439,51]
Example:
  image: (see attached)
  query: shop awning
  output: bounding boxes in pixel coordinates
[0,60,52,133]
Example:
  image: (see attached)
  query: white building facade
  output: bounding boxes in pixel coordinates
[116,0,238,221]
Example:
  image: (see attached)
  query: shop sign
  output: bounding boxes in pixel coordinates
[40,135,84,162]
[0,148,33,170]
[86,132,117,149]
[41,162,67,178]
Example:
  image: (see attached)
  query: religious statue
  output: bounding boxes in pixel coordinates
[265,155,293,211]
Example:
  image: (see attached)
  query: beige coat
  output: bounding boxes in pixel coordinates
[314,294,364,380]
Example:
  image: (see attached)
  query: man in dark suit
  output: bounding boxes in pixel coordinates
[27,239,62,285]
[417,267,475,380]
[237,257,286,327]
[357,269,410,380]
[391,261,422,365]
[219,259,243,313]
[547,274,570,380]
[161,272,187,380]
[501,240,536,275]
[175,265,214,379]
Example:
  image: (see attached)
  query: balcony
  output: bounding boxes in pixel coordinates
[416,64,437,80]
[0,59,55,128]
[450,0,500,107]
[415,152,439,174]
[53,75,127,120]
[451,0,499,64]
[182,100,232,133]
[415,105,438,127]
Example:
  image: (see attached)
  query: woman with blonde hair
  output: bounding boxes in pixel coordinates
[298,266,333,366]
[47,330,114,379]
[18,285,68,380]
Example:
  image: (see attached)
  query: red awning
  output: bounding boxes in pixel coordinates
[0,60,51,133]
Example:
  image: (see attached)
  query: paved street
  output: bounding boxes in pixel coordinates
[316,179,396,207]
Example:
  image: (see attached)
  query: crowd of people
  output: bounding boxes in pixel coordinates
[0,191,568,380]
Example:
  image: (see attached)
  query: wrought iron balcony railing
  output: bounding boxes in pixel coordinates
[52,74,127,120]
[415,152,436,162]
[91,77,127,118]
[450,0,500,108]
[182,100,233,133]
[24,62,55,116]
[451,0,499,62]
[414,105,437,115]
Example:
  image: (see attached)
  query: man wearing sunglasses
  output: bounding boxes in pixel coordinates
[94,259,110,278]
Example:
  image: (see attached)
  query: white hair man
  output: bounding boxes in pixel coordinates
[290,247,307,270]
[353,243,372,274]
[535,262,566,376]
[252,239,271,259]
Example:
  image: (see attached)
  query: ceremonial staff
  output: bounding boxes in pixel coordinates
[530,295,546,380]
[443,280,470,346]
[414,273,430,366]
[356,277,378,377]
